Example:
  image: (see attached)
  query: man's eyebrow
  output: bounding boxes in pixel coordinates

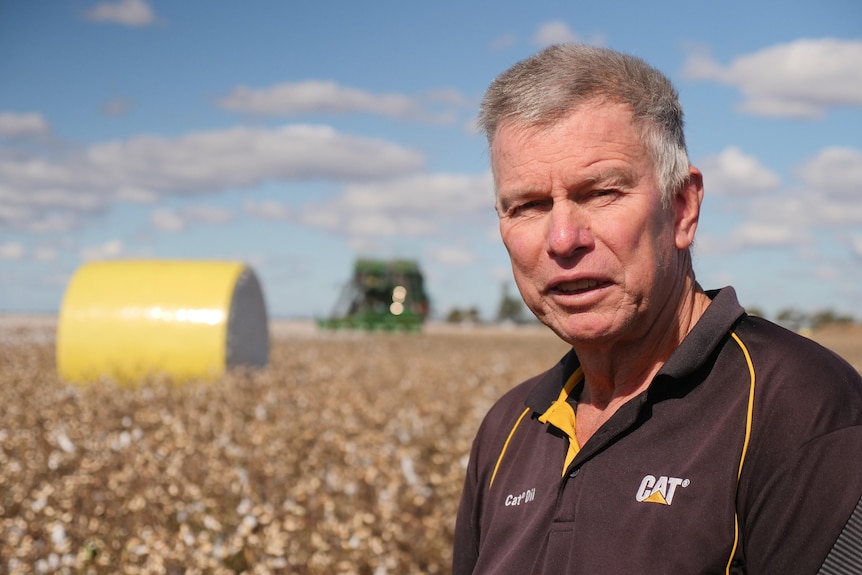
[586,167,637,187]
[496,188,536,212]
[496,167,639,211]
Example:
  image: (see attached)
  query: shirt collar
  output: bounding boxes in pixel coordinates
[524,287,746,415]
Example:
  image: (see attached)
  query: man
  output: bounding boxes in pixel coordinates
[453,44,862,574]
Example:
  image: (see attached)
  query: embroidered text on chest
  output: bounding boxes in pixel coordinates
[504,488,537,506]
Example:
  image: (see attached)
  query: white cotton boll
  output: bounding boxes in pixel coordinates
[55,431,76,454]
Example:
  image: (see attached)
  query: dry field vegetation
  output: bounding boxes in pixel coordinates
[1,318,860,575]
[0,319,569,574]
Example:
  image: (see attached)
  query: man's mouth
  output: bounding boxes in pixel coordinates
[553,279,603,294]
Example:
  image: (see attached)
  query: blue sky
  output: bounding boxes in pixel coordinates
[2,0,861,320]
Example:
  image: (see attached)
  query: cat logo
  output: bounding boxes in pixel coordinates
[636,475,690,505]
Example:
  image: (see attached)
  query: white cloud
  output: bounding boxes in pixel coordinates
[84,0,156,27]
[485,222,502,243]
[219,81,462,124]
[727,148,862,236]
[301,172,494,239]
[698,147,780,196]
[493,265,515,283]
[428,245,477,266]
[343,212,436,237]
[115,186,159,203]
[698,146,862,256]
[303,205,437,237]
[0,113,49,138]
[809,196,862,226]
[749,148,862,228]
[184,205,232,224]
[339,173,492,213]
[80,239,124,260]
[728,222,801,248]
[422,88,470,108]
[736,187,862,237]
[683,39,862,118]
[85,124,423,190]
[699,213,809,254]
[0,123,424,232]
[0,242,24,260]
[151,208,185,232]
[34,246,57,262]
[244,200,292,221]
[533,22,604,48]
[489,33,517,52]
[302,208,341,231]
[101,98,134,117]
[796,147,862,198]
[151,204,233,232]
[534,21,581,46]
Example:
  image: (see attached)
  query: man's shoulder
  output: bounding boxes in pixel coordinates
[732,314,860,383]
[729,314,862,436]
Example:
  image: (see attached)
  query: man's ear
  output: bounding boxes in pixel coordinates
[674,166,704,250]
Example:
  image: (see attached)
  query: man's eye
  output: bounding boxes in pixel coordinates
[589,189,621,202]
[511,200,547,215]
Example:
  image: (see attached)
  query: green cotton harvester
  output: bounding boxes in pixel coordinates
[318,259,430,331]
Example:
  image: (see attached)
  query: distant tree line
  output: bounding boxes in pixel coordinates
[446,283,532,325]
[445,307,482,324]
[747,306,856,332]
[446,286,858,331]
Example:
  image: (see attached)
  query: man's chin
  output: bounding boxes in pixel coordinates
[539,312,619,347]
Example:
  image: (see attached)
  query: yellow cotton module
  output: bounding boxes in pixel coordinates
[56,260,269,385]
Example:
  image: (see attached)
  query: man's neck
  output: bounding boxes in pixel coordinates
[573,280,711,420]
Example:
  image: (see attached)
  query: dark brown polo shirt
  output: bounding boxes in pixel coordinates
[453,288,862,574]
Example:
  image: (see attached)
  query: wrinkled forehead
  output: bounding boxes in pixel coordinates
[490,101,642,163]
[488,101,658,202]
[489,98,640,153]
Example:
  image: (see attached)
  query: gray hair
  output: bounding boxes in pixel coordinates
[479,44,691,206]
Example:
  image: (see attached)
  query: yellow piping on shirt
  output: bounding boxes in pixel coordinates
[489,407,531,490]
[726,331,756,574]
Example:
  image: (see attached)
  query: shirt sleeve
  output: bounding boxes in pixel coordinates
[452,434,481,575]
[740,425,862,574]
[818,493,862,574]
[733,320,862,575]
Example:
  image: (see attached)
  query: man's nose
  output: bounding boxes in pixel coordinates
[547,203,593,258]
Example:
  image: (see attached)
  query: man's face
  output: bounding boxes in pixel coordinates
[493,101,697,348]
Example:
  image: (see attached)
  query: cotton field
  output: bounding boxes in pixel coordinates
[0,320,570,574]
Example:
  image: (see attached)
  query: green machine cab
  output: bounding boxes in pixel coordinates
[318,259,430,331]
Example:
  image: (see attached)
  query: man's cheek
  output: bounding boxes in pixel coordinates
[503,230,537,261]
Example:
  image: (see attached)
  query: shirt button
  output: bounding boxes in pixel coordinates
[569,468,579,478]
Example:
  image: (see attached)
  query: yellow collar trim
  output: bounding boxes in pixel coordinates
[538,367,584,476]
